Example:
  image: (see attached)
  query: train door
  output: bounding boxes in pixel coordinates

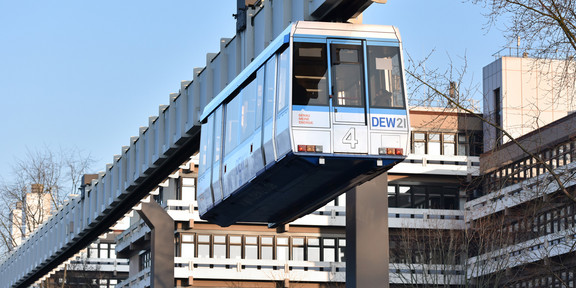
[328,39,369,154]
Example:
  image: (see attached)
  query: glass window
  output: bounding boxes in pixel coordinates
[245,236,258,259]
[412,186,427,208]
[224,95,241,156]
[199,116,213,174]
[240,80,257,143]
[110,244,116,259]
[331,44,365,108]
[413,132,426,154]
[99,243,109,258]
[214,235,226,258]
[277,49,290,112]
[264,57,277,121]
[277,237,289,261]
[323,238,336,262]
[261,236,274,260]
[458,134,468,156]
[89,243,98,258]
[428,133,441,155]
[443,134,456,156]
[213,107,223,163]
[389,183,459,210]
[397,185,411,208]
[367,45,405,108]
[307,238,320,261]
[292,237,305,261]
[256,68,265,129]
[229,236,242,259]
[388,185,397,207]
[292,42,328,106]
[181,234,195,257]
[338,239,346,262]
[197,235,210,258]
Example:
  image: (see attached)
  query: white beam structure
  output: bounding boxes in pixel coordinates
[0,1,384,287]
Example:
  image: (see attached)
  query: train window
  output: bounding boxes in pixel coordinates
[367,45,405,108]
[276,48,290,112]
[264,56,277,121]
[225,94,241,156]
[256,68,264,129]
[331,44,365,108]
[213,107,222,163]
[292,42,328,106]
[199,116,213,174]
[240,80,257,142]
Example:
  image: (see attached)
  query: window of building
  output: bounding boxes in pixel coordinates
[338,239,346,262]
[181,233,195,257]
[323,238,336,262]
[87,242,115,259]
[245,236,258,259]
[443,134,456,155]
[197,234,210,258]
[428,133,441,155]
[213,235,226,259]
[261,236,274,260]
[292,237,305,261]
[413,132,426,154]
[139,250,151,271]
[276,237,289,261]
[307,238,321,261]
[229,235,242,259]
[411,131,481,156]
[388,183,459,210]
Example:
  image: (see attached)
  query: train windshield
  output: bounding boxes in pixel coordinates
[292,42,329,106]
[367,45,405,109]
[331,43,365,108]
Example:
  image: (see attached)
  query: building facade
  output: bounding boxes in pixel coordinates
[483,56,576,151]
[114,107,483,287]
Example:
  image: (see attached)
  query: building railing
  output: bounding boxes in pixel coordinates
[389,208,465,230]
[482,137,576,195]
[116,266,150,288]
[118,256,467,286]
[467,161,576,221]
[390,263,465,285]
[467,226,576,278]
[390,154,480,176]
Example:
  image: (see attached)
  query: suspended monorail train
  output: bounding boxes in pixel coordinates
[198,21,410,227]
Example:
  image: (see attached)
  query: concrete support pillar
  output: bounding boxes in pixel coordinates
[136,201,174,288]
[346,173,389,288]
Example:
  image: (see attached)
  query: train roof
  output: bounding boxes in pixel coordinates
[199,21,402,123]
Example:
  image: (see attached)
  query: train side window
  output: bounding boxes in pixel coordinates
[225,94,241,156]
[256,68,264,129]
[367,45,405,108]
[213,107,223,163]
[277,48,290,112]
[264,56,277,121]
[292,42,328,106]
[240,80,257,142]
[199,116,213,175]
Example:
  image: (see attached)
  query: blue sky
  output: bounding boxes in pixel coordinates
[0,1,505,181]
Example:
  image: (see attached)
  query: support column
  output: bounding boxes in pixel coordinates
[346,173,389,288]
[136,201,174,288]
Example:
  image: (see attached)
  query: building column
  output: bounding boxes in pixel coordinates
[136,201,174,288]
[346,172,389,288]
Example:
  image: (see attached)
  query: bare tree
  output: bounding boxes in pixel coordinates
[0,146,93,258]
[474,0,575,58]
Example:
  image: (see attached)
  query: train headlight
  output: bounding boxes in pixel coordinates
[378,147,404,155]
[297,145,323,153]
